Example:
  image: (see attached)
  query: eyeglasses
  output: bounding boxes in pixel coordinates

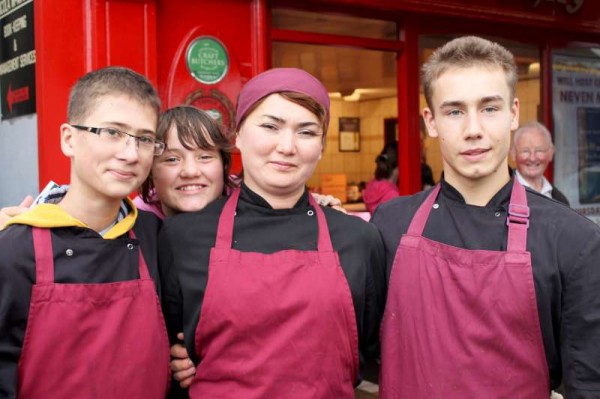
[517,147,550,157]
[70,124,165,156]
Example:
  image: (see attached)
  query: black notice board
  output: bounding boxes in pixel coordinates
[0,0,35,120]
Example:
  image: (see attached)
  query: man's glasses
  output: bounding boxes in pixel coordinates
[70,124,165,156]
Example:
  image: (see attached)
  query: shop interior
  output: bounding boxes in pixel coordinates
[271,9,542,213]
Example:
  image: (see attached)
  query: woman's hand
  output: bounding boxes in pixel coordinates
[311,193,347,214]
[170,332,196,388]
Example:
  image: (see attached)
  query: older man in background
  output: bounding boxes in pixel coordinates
[511,121,569,205]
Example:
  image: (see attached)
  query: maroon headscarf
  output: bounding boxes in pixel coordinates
[235,68,330,130]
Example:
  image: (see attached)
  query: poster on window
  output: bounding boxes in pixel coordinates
[338,117,360,152]
[553,54,600,225]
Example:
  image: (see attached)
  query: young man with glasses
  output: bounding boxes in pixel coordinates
[0,67,171,399]
[511,121,569,205]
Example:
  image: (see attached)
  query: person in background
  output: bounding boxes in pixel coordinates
[362,141,399,215]
[373,36,600,398]
[160,67,386,398]
[511,121,569,205]
[0,66,171,399]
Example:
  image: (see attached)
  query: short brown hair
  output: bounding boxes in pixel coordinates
[140,106,234,202]
[237,91,329,140]
[422,36,517,109]
[67,66,161,123]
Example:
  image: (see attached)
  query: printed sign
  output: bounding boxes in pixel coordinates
[0,0,35,120]
[552,54,600,225]
[186,37,229,84]
[576,108,600,204]
[339,117,360,152]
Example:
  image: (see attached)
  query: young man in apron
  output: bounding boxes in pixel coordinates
[0,67,171,398]
[372,36,600,398]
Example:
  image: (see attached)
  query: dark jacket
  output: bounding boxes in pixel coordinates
[551,186,570,206]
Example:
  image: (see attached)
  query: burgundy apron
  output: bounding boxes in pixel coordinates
[18,228,170,399]
[189,188,359,398]
[380,179,549,398]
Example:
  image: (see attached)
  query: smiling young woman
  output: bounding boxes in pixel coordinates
[159,68,386,399]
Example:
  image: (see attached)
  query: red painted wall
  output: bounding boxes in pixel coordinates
[33,0,599,191]
[156,0,267,174]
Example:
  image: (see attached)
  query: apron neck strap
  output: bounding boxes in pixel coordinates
[506,178,529,252]
[307,192,334,252]
[32,228,55,284]
[406,180,530,252]
[215,188,240,249]
[406,184,441,236]
[32,228,151,283]
[215,188,333,252]
[129,229,151,280]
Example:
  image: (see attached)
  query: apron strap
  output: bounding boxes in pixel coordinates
[31,228,151,283]
[506,178,529,252]
[214,188,333,252]
[407,181,530,252]
[32,228,55,284]
[406,184,441,236]
[129,229,151,280]
[215,188,240,249]
[307,192,334,252]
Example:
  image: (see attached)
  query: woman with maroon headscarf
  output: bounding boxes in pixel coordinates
[159,68,385,398]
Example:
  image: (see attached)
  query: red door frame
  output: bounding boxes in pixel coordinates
[397,16,420,194]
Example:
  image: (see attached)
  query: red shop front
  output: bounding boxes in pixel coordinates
[31,0,600,213]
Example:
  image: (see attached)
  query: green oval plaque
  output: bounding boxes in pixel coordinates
[186,37,229,84]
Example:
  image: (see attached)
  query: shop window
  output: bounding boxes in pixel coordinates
[551,47,600,223]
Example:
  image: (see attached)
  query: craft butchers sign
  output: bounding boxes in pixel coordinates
[186,37,229,85]
[0,0,35,120]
